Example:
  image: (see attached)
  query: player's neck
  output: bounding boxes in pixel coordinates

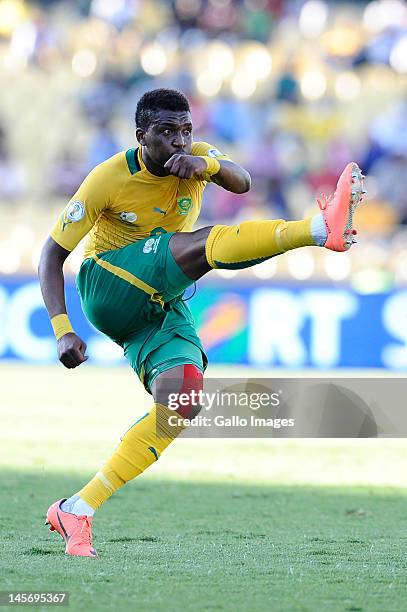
[141,148,170,177]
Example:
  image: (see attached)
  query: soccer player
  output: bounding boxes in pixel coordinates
[38,88,365,557]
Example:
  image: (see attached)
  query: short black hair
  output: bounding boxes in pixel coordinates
[135,88,191,130]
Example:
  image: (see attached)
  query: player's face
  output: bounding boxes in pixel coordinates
[137,110,193,166]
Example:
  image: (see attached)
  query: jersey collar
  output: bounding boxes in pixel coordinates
[125,148,141,175]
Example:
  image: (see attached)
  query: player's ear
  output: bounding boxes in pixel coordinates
[135,128,146,146]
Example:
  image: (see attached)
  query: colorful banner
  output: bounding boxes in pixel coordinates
[1,276,406,369]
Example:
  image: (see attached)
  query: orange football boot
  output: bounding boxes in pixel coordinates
[45,498,97,557]
[317,162,366,252]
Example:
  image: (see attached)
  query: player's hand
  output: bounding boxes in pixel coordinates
[57,333,88,369]
[164,154,208,179]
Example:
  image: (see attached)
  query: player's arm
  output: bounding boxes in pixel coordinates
[164,143,251,194]
[208,159,251,193]
[38,163,110,369]
[38,237,88,369]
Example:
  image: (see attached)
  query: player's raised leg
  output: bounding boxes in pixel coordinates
[169,162,365,280]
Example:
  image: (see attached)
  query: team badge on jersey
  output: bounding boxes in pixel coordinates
[61,200,85,231]
[120,212,138,223]
[176,197,192,216]
[207,148,223,158]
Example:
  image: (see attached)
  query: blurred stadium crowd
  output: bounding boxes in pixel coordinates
[1,0,407,288]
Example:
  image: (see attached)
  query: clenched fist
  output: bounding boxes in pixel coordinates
[164,154,208,179]
[57,333,88,369]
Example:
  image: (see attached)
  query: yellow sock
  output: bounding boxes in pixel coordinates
[205,219,316,269]
[78,404,185,510]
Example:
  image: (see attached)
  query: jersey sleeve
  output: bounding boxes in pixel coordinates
[192,141,231,161]
[50,164,111,252]
[191,141,232,183]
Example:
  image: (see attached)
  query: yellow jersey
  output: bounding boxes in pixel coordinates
[50,142,231,260]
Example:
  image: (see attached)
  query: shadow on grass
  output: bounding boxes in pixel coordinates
[1,469,407,611]
[1,468,406,550]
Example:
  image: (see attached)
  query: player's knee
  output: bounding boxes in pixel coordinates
[171,363,203,419]
[153,364,203,419]
[175,398,202,420]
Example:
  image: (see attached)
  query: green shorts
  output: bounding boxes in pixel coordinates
[76,232,207,393]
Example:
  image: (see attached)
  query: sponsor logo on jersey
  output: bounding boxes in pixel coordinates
[176,197,192,216]
[143,236,161,254]
[120,211,138,223]
[207,148,223,158]
[61,200,85,231]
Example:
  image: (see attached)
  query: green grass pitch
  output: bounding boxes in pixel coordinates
[1,363,407,611]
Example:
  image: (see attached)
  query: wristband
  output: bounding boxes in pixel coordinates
[51,314,74,340]
[200,156,221,177]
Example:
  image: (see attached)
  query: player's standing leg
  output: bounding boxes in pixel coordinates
[45,364,203,557]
